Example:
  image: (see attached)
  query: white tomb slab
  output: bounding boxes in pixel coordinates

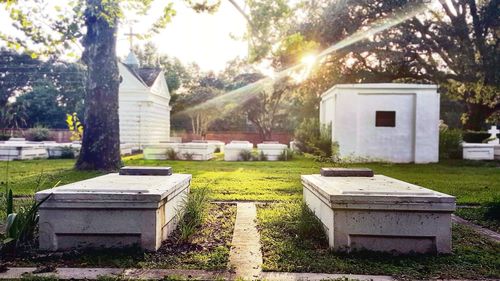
[43,142,81,158]
[193,140,225,153]
[257,143,288,161]
[143,142,214,160]
[143,143,179,160]
[462,143,495,160]
[120,143,138,156]
[176,143,214,160]
[224,141,253,161]
[302,171,455,254]
[0,141,49,161]
[36,168,191,251]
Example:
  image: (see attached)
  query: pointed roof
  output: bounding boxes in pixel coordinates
[124,51,140,67]
[137,68,163,87]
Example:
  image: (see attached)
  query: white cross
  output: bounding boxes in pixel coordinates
[488,125,499,144]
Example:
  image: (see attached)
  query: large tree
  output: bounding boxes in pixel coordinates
[244,76,294,140]
[293,0,499,130]
[1,0,216,170]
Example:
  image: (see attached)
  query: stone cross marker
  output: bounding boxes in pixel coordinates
[488,125,499,144]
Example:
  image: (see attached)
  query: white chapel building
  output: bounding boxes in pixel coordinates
[320,83,440,163]
[118,51,171,148]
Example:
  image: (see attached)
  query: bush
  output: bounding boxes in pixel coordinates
[2,192,51,253]
[0,132,10,141]
[239,150,253,161]
[176,187,210,243]
[60,146,76,159]
[294,118,336,160]
[463,131,491,143]
[165,148,178,160]
[26,126,51,141]
[259,151,268,161]
[277,149,294,161]
[439,128,463,159]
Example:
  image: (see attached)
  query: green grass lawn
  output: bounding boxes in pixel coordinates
[257,201,500,280]
[2,155,499,206]
[1,155,499,279]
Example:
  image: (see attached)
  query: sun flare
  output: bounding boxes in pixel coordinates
[300,54,317,68]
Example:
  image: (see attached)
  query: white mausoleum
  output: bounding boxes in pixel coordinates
[118,51,171,147]
[320,83,439,163]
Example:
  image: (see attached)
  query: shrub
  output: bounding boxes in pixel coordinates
[463,131,491,143]
[239,150,253,161]
[3,192,51,253]
[277,149,294,161]
[439,128,463,159]
[165,148,178,160]
[259,151,268,161]
[176,187,210,243]
[60,146,76,159]
[27,126,51,141]
[298,203,326,242]
[294,118,336,160]
[0,132,10,141]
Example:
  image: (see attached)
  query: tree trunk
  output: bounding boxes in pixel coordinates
[463,102,495,131]
[75,0,121,171]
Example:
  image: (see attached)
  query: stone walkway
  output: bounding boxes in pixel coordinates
[0,267,232,280]
[228,202,263,279]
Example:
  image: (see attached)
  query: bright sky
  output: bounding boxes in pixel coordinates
[0,0,249,72]
[117,1,248,71]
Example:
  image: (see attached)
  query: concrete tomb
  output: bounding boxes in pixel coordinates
[320,84,440,163]
[462,143,495,160]
[143,143,178,160]
[192,140,225,153]
[0,138,48,161]
[43,141,81,158]
[36,167,191,251]
[143,142,214,160]
[224,141,253,161]
[302,168,455,254]
[257,142,288,161]
[462,125,500,160]
[176,143,214,160]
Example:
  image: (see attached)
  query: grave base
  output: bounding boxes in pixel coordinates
[302,174,455,254]
[36,172,191,251]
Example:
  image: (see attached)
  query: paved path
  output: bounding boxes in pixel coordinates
[261,272,395,280]
[228,202,263,279]
[0,267,231,280]
[452,215,500,242]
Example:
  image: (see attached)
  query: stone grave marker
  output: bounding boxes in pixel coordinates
[36,167,191,251]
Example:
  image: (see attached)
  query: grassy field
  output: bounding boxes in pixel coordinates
[1,155,499,279]
[257,201,500,280]
[2,155,499,205]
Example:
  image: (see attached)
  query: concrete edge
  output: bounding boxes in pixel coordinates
[260,272,395,281]
[0,267,233,280]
